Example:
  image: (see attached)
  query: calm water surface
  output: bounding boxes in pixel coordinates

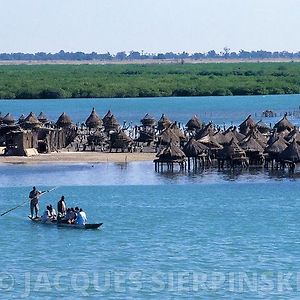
[1,95,300,298]
[0,162,300,299]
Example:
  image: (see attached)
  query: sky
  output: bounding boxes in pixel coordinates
[1,0,300,54]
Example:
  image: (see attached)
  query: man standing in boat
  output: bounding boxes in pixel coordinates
[29,186,45,218]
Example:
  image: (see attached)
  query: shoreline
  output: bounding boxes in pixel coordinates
[0,152,156,164]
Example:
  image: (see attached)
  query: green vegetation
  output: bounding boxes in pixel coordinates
[0,63,300,99]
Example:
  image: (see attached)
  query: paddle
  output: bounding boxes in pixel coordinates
[0,187,58,217]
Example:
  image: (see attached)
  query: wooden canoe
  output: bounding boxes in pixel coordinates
[28,216,102,230]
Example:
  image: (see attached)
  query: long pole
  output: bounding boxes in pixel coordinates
[0,187,58,217]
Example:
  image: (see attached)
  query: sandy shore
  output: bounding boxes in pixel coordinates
[0,152,156,164]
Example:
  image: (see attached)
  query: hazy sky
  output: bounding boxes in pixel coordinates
[1,0,300,54]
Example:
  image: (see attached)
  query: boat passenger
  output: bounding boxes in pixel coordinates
[61,208,72,223]
[57,196,67,218]
[48,205,57,221]
[68,208,77,224]
[41,206,51,223]
[76,208,87,225]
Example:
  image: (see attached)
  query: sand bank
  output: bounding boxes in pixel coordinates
[0,152,156,164]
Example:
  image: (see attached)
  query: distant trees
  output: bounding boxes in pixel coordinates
[0,50,300,61]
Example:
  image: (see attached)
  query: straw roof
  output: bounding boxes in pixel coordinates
[213,130,229,145]
[157,114,172,131]
[223,130,239,145]
[156,143,186,160]
[274,114,294,133]
[257,121,270,134]
[104,114,120,132]
[245,129,267,148]
[140,113,156,127]
[267,131,279,146]
[239,115,256,135]
[183,138,208,157]
[217,138,245,160]
[23,112,41,128]
[110,130,133,148]
[102,110,113,124]
[285,127,300,143]
[18,114,25,124]
[239,135,264,153]
[2,113,15,125]
[265,136,288,155]
[56,112,72,127]
[38,112,48,123]
[195,122,215,140]
[279,139,300,162]
[186,115,202,131]
[170,122,186,141]
[86,108,103,128]
[158,127,180,145]
[232,126,245,142]
[198,133,223,150]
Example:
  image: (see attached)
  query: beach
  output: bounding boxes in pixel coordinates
[0,151,156,164]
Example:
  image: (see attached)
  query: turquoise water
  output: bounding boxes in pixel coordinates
[1,94,300,126]
[1,95,300,299]
[0,163,300,299]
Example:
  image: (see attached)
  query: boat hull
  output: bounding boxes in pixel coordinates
[28,217,102,230]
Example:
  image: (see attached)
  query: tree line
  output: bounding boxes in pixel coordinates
[0,49,300,61]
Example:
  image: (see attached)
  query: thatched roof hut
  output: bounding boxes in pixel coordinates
[104,114,120,132]
[110,130,133,149]
[102,110,113,124]
[239,135,264,153]
[232,126,245,142]
[158,127,180,145]
[157,114,172,131]
[170,122,186,141]
[22,112,41,129]
[239,115,256,135]
[186,115,202,131]
[213,130,228,145]
[38,112,49,124]
[183,138,208,157]
[18,114,25,124]
[56,112,72,127]
[86,108,103,129]
[198,133,223,150]
[217,138,245,160]
[156,143,186,161]
[285,127,300,143]
[3,113,15,125]
[257,121,270,134]
[274,114,294,133]
[279,139,300,162]
[140,113,156,127]
[265,137,288,156]
[195,122,215,140]
[267,131,279,146]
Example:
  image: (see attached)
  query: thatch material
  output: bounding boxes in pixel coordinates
[56,112,72,127]
[156,143,186,160]
[140,113,156,127]
[274,114,294,133]
[38,112,48,123]
[217,138,245,160]
[232,126,245,142]
[3,113,15,125]
[213,130,228,145]
[198,133,223,150]
[257,121,270,134]
[18,114,25,124]
[102,110,113,124]
[23,112,41,129]
[136,130,155,143]
[157,114,172,131]
[186,115,202,131]
[245,129,267,148]
[267,131,279,146]
[170,122,186,141]
[223,130,239,145]
[86,108,103,129]
[239,115,256,135]
[285,127,300,143]
[239,135,264,153]
[158,127,180,145]
[110,130,133,149]
[265,137,288,155]
[195,122,215,140]
[183,138,208,157]
[279,139,300,162]
[104,114,120,132]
